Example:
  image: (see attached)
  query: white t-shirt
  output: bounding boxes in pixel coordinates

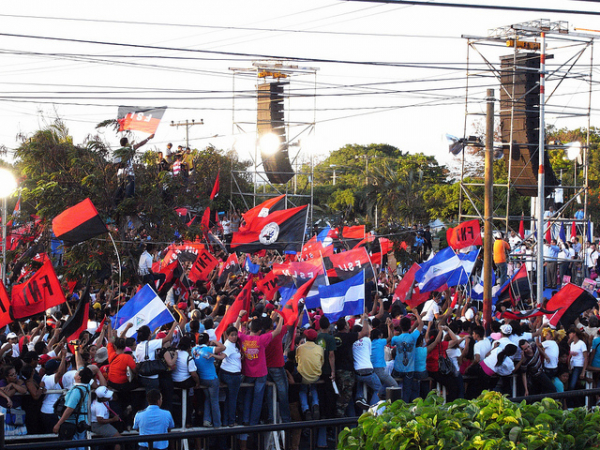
[41,373,62,414]
[421,300,439,322]
[135,339,164,379]
[91,400,109,423]
[352,337,373,371]
[483,347,515,376]
[542,339,559,369]
[474,338,492,360]
[220,340,242,373]
[62,370,77,390]
[570,339,588,367]
[221,220,231,235]
[446,347,461,373]
[508,332,532,361]
[172,350,196,383]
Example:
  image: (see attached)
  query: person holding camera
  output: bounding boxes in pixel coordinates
[53,366,94,449]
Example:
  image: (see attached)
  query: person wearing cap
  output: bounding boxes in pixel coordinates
[1,332,20,359]
[296,328,323,421]
[91,386,122,450]
[40,347,68,433]
[494,324,514,352]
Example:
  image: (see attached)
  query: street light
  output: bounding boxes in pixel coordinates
[0,168,16,283]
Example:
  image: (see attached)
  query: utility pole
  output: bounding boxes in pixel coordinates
[170,119,204,148]
[483,89,495,332]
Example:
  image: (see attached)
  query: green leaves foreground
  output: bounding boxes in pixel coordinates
[338,391,600,450]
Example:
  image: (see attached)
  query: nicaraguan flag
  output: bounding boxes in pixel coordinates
[446,249,479,287]
[415,247,461,292]
[112,285,175,338]
[244,256,260,274]
[471,273,501,303]
[318,270,365,321]
[305,272,328,310]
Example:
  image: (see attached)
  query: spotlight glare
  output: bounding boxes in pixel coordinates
[259,133,281,155]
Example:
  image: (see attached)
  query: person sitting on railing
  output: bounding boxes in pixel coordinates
[91,386,122,450]
[516,339,557,396]
[191,332,225,429]
[465,344,518,398]
[0,363,28,436]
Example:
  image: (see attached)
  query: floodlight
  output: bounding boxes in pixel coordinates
[259,133,281,155]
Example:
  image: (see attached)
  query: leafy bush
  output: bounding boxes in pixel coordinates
[338,391,600,450]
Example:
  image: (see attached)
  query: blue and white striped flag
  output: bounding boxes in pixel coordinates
[112,284,175,338]
[415,247,461,292]
[318,270,365,321]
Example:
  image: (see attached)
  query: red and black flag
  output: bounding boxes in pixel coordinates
[117,106,167,134]
[323,246,374,281]
[497,264,530,306]
[200,207,211,236]
[59,283,91,343]
[215,279,252,340]
[52,199,108,246]
[0,281,12,328]
[210,171,220,201]
[231,205,308,254]
[331,225,365,249]
[545,283,598,328]
[272,258,324,288]
[355,235,392,266]
[11,259,66,320]
[217,253,241,284]
[501,307,558,321]
[239,195,287,231]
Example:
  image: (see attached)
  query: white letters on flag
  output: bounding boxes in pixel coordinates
[318,270,365,321]
[112,285,175,337]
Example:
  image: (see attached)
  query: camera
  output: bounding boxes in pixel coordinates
[77,421,91,433]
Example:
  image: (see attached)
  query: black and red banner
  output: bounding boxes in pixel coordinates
[217,253,241,284]
[231,204,308,254]
[117,106,167,134]
[498,264,530,305]
[59,283,90,343]
[210,171,220,201]
[239,195,286,231]
[324,246,373,281]
[256,271,283,301]
[52,198,108,245]
[11,260,66,320]
[545,283,598,328]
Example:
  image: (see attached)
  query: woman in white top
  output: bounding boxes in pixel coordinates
[541,328,559,377]
[468,344,517,398]
[172,336,200,389]
[219,326,242,427]
[40,347,67,434]
[568,328,589,391]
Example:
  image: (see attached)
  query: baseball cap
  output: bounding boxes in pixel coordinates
[95,386,114,400]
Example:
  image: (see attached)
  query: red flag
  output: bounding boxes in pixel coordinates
[96,316,107,334]
[392,263,430,308]
[324,246,373,280]
[0,281,12,328]
[189,248,219,283]
[11,259,66,320]
[210,171,220,200]
[161,242,206,266]
[152,259,182,287]
[450,289,460,309]
[52,198,108,245]
[545,224,552,242]
[545,283,598,328]
[200,207,211,235]
[519,216,525,239]
[446,220,482,250]
[117,106,166,134]
[280,278,315,327]
[571,221,577,240]
[256,271,283,301]
[215,279,252,340]
[6,195,20,228]
[172,278,190,302]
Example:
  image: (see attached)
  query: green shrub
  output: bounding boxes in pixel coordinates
[338,391,600,449]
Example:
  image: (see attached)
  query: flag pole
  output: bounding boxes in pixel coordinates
[108,232,123,314]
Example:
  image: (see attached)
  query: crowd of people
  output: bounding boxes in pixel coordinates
[0,218,599,450]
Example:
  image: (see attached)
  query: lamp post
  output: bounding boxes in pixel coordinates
[0,169,17,283]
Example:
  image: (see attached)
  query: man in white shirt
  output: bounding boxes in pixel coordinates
[352,320,382,408]
[420,295,441,323]
[508,231,522,251]
[586,243,599,278]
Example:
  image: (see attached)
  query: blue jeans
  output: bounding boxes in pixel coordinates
[355,371,382,405]
[392,370,418,403]
[569,366,583,391]
[200,377,221,427]
[69,430,87,450]
[219,370,242,426]
[241,375,267,441]
[497,262,507,286]
[374,367,398,399]
[299,384,319,412]
[267,367,291,423]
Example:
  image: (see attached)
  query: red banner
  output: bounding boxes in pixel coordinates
[446,220,482,250]
[11,260,66,320]
[0,281,12,328]
[117,106,167,134]
[189,248,219,283]
[256,271,283,301]
[161,242,206,267]
[215,279,252,340]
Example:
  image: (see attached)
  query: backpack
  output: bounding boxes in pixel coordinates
[54,386,86,417]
